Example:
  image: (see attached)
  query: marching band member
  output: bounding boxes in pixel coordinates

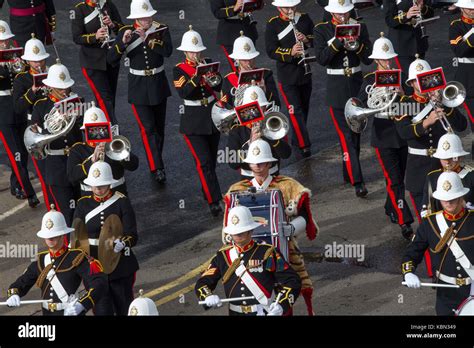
[210,0,259,72]
[0,22,39,207]
[67,104,139,197]
[265,0,315,158]
[226,85,291,180]
[394,56,467,217]
[402,172,474,315]
[383,0,434,94]
[30,59,83,224]
[13,34,50,208]
[6,207,107,316]
[0,0,56,47]
[422,133,474,214]
[220,31,280,109]
[224,139,318,315]
[195,205,301,316]
[356,32,414,240]
[314,0,372,197]
[107,0,172,184]
[73,161,139,315]
[315,0,358,22]
[72,0,123,124]
[173,26,224,217]
[449,0,474,156]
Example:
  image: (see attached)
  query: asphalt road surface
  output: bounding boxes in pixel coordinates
[0,0,472,316]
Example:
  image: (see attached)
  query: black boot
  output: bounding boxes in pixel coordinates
[11,187,26,200]
[154,169,166,184]
[209,202,222,217]
[401,224,414,241]
[28,195,40,208]
[355,183,368,198]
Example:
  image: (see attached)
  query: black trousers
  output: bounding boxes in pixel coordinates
[0,124,35,197]
[47,184,76,226]
[436,285,470,316]
[461,99,474,159]
[94,273,135,316]
[278,82,312,150]
[131,101,167,172]
[374,146,414,226]
[82,65,120,125]
[329,107,364,185]
[183,133,222,204]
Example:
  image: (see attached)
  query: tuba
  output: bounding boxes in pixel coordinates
[344,84,398,133]
[24,101,79,160]
[105,135,131,161]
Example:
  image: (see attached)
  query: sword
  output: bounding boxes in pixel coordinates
[0,299,53,306]
[198,296,255,305]
[402,281,460,288]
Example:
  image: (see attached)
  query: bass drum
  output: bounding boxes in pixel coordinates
[455,296,474,316]
[227,189,289,261]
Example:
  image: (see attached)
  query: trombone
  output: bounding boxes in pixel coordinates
[427,81,466,132]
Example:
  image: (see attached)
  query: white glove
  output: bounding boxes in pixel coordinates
[6,295,20,307]
[204,295,222,308]
[404,273,421,289]
[267,302,283,316]
[113,239,125,253]
[64,302,85,316]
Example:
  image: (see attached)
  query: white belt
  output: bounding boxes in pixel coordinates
[457,57,474,64]
[46,148,67,156]
[129,66,164,76]
[81,176,125,191]
[408,147,436,157]
[227,13,250,20]
[183,96,215,106]
[0,90,12,96]
[327,66,361,76]
[42,302,68,311]
[88,238,99,246]
[436,271,472,286]
[229,303,261,313]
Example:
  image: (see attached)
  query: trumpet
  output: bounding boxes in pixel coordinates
[427,81,466,132]
[343,29,360,52]
[193,57,222,88]
[289,13,312,76]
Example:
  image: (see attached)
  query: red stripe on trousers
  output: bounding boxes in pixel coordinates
[220,45,236,73]
[182,135,213,204]
[131,104,157,172]
[329,107,355,185]
[81,67,111,122]
[278,83,306,149]
[374,148,405,225]
[408,192,433,277]
[0,131,26,193]
[31,157,50,208]
[394,57,402,71]
[462,102,474,123]
[48,185,61,212]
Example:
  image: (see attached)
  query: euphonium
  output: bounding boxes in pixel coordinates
[105,135,131,161]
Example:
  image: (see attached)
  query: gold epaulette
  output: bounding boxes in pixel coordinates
[394,115,409,121]
[261,244,275,260]
[219,244,233,252]
[268,15,279,23]
[37,250,49,255]
[314,21,328,28]
[119,24,133,32]
[14,71,27,79]
[153,21,162,27]
[77,195,91,202]
[364,72,375,79]
[70,141,85,150]
[116,192,126,198]
[75,2,85,8]
[427,168,442,176]
[400,95,410,102]
[450,19,461,26]
[224,72,236,78]
[463,164,474,172]
[34,97,47,106]
[426,210,442,218]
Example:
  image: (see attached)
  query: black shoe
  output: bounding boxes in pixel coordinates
[301,147,312,158]
[401,224,414,241]
[209,202,222,217]
[154,169,166,184]
[355,183,368,198]
[28,195,40,208]
[12,187,26,200]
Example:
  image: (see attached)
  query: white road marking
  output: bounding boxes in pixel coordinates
[0,192,44,222]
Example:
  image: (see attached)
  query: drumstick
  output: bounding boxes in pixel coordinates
[0,299,53,306]
[402,282,460,288]
[198,296,255,305]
